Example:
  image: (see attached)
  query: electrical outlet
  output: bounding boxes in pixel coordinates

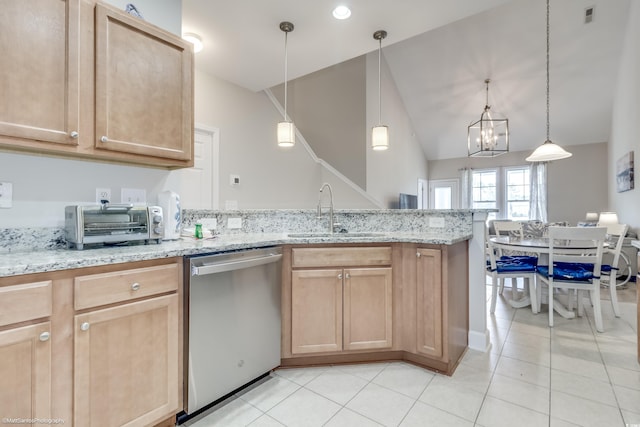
[0,182,13,208]
[200,218,218,230]
[429,217,445,228]
[230,174,240,186]
[227,217,242,229]
[121,188,147,205]
[96,188,111,203]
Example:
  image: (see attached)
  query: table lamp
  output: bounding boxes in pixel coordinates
[598,212,619,226]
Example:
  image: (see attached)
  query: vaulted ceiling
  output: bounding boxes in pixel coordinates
[182,0,631,160]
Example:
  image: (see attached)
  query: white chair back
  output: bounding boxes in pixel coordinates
[544,226,607,331]
[493,221,524,238]
[548,226,607,277]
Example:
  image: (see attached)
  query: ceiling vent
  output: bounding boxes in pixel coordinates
[585,6,594,24]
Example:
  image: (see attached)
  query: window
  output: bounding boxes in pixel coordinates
[505,167,529,220]
[472,170,497,220]
[471,166,530,220]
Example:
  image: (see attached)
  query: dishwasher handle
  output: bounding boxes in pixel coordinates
[191,253,283,276]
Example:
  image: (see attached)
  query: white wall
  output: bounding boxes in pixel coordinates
[366,51,429,208]
[428,142,609,225]
[609,1,640,234]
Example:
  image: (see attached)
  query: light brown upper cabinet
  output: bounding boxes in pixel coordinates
[94,2,193,163]
[0,0,81,147]
[0,0,194,169]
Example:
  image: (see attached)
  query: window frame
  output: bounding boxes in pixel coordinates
[471,165,531,220]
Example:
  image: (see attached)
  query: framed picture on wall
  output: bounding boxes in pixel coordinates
[616,151,634,193]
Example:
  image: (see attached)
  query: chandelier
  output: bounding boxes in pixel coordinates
[468,78,509,157]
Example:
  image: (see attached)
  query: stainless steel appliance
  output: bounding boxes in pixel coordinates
[179,247,282,423]
[64,203,163,249]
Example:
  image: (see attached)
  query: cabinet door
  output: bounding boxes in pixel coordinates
[0,0,80,146]
[0,322,52,421]
[74,294,179,427]
[343,267,393,351]
[416,248,443,358]
[94,2,193,162]
[291,269,343,354]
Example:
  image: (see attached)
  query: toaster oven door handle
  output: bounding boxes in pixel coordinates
[99,203,134,211]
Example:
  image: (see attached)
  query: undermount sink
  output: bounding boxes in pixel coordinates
[287,232,384,238]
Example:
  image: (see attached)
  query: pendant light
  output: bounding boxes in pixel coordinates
[526,0,572,162]
[468,78,509,157]
[372,30,389,151]
[277,21,295,148]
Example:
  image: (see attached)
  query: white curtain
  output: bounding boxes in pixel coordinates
[529,162,547,221]
[460,167,473,209]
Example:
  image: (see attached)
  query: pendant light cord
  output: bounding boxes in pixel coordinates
[284,30,288,121]
[377,37,382,125]
[546,0,550,142]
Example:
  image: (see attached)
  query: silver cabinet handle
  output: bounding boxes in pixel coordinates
[80,322,90,331]
[100,136,108,143]
[39,332,50,342]
[70,131,79,138]
[417,252,422,258]
[131,282,141,291]
[345,273,350,279]
[338,273,343,279]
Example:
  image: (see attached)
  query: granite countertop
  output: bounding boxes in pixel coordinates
[0,231,472,278]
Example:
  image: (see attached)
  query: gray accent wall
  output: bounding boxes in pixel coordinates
[271,57,367,190]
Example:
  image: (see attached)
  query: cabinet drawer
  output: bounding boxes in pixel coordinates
[292,247,392,268]
[0,281,52,327]
[74,263,180,310]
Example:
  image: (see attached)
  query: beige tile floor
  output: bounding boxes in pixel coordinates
[185,282,639,427]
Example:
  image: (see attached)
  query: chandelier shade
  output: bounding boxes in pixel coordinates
[468,79,509,157]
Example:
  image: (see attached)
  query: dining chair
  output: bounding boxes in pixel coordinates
[492,221,535,300]
[486,230,538,314]
[599,223,629,317]
[536,226,607,332]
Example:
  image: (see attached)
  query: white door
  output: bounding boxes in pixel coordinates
[429,179,459,209]
[417,179,428,209]
[163,125,219,209]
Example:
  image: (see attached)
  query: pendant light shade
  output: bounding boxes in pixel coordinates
[468,79,509,157]
[372,30,389,151]
[372,125,389,150]
[526,0,572,162]
[277,21,295,148]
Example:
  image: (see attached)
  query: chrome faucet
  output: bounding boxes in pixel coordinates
[317,183,339,233]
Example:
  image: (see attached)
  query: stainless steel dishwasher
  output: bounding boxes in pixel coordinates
[179,246,282,423]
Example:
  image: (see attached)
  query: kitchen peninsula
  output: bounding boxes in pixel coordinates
[0,209,489,427]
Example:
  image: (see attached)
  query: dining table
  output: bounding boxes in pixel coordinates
[488,235,609,318]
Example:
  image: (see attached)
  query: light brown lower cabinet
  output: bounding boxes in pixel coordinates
[74,294,179,427]
[282,243,469,375]
[290,266,393,355]
[0,322,52,422]
[0,257,183,427]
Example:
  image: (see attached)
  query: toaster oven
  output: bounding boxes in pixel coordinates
[65,204,163,250]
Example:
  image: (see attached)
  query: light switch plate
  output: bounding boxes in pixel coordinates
[0,182,13,208]
[121,188,147,205]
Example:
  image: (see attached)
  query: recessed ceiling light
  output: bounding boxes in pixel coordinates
[332,5,351,20]
[182,32,203,53]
